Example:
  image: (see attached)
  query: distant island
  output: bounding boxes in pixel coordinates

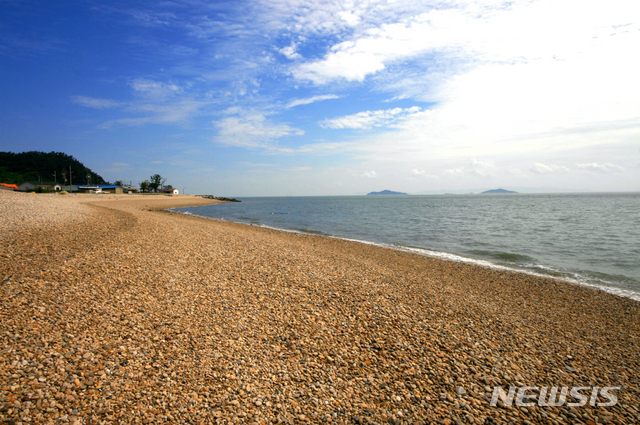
[367,190,408,195]
[481,188,518,194]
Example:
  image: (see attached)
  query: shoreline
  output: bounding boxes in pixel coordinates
[1,191,639,424]
[169,205,640,303]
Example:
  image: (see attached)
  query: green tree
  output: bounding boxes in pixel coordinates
[149,174,160,192]
[0,151,107,185]
[139,180,150,192]
[114,180,124,187]
[149,174,165,192]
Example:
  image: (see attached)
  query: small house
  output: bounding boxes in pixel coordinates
[18,181,38,191]
[18,181,61,191]
[76,185,100,193]
[96,185,122,194]
[37,184,61,191]
[159,188,179,195]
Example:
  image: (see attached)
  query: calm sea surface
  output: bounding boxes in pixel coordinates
[173,193,640,300]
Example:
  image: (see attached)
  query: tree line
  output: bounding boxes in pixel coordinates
[138,174,173,192]
[1,151,174,192]
[0,151,107,185]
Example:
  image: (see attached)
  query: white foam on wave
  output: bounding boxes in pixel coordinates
[170,208,640,302]
[169,208,195,216]
[395,246,640,302]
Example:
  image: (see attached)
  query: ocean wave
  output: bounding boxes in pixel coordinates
[469,250,535,263]
[399,246,640,302]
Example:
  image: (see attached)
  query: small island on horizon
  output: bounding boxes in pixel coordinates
[367,189,408,196]
[481,188,518,194]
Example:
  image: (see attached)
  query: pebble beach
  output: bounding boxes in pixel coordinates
[1,191,638,425]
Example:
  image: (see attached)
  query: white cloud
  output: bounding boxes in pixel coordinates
[131,79,182,98]
[292,0,640,88]
[361,170,377,178]
[241,162,277,167]
[279,42,301,60]
[71,96,120,109]
[67,0,640,193]
[320,106,421,129]
[284,0,640,177]
[469,159,496,177]
[439,160,498,178]
[122,9,177,28]
[214,112,304,147]
[98,99,210,128]
[73,74,216,129]
[338,10,361,27]
[131,99,207,121]
[411,169,439,180]
[530,163,570,174]
[286,95,339,108]
[254,0,427,37]
[292,8,467,84]
[296,141,354,153]
[444,168,463,177]
[575,163,624,173]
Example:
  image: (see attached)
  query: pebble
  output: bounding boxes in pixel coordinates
[1,191,639,424]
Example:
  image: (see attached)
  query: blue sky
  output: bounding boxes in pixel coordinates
[1,0,639,196]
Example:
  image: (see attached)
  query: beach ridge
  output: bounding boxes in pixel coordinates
[1,191,638,424]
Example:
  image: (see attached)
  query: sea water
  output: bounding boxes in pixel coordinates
[173,193,640,300]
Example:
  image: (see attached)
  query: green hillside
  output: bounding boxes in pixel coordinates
[0,151,107,185]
